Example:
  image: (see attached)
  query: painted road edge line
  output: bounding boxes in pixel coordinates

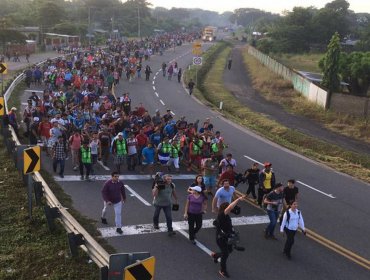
[97,160,110,171]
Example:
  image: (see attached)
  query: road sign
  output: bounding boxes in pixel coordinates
[0,96,4,116]
[23,146,41,174]
[0,63,7,74]
[124,256,155,280]
[192,47,203,56]
[193,56,203,66]
[192,41,202,49]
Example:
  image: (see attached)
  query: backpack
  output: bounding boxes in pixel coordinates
[286,208,300,225]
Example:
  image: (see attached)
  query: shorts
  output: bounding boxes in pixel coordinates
[204,175,217,188]
[158,153,170,165]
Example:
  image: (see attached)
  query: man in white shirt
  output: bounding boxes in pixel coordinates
[280,201,306,259]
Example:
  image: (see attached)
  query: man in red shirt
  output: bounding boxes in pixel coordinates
[38,117,52,154]
[135,129,148,165]
[217,165,236,188]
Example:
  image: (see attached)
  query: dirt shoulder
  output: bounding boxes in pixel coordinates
[223,44,370,156]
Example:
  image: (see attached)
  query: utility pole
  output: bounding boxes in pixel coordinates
[137,7,141,39]
[88,7,91,46]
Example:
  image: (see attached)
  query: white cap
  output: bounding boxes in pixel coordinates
[190,186,202,193]
[33,117,40,122]
[117,132,123,136]
[11,107,17,111]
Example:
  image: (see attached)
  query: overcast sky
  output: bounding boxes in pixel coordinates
[149,0,370,14]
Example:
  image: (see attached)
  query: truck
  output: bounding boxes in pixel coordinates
[202,26,217,42]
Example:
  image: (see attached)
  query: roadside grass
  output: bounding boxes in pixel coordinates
[242,48,370,143]
[274,53,324,73]
[0,137,99,280]
[189,43,370,183]
[0,81,116,279]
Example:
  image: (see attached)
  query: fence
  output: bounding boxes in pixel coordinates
[1,55,112,279]
[247,46,328,108]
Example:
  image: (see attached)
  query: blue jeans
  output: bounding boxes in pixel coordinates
[53,159,65,176]
[266,210,279,236]
[153,205,173,231]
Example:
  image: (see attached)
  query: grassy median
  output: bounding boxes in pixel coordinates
[0,137,100,280]
[185,42,370,183]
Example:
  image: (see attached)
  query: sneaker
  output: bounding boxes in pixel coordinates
[190,239,196,245]
[80,176,84,180]
[101,218,108,224]
[168,231,176,236]
[211,253,218,263]
[219,270,230,278]
[73,166,78,171]
[116,228,123,234]
[153,224,159,230]
[270,235,278,240]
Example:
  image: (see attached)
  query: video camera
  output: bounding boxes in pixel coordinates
[152,172,166,190]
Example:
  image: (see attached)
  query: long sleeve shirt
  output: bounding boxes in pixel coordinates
[280,208,305,232]
[101,179,126,204]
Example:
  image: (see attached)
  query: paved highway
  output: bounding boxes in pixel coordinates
[20,40,370,279]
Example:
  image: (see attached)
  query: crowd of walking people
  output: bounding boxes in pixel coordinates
[7,31,306,279]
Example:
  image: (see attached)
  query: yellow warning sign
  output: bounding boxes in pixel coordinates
[24,146,41,174]
[0,96,4,116]
[124,256,155,280]
[0,63,7,74]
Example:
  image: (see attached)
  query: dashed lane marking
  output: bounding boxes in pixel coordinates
[124,184,151,206]
[54,174,195,181]
[97,160,110,171]
[155,92,159,97]
[152,86,156,91]
[98,215,269,238]
[243,154,336,199]
[160,99,165,106]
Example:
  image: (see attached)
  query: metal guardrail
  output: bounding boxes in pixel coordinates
[3,55,110,276]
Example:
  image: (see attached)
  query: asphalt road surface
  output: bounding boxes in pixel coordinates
[20,39,370,279]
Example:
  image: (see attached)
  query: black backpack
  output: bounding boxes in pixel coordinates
[286,208,300,224]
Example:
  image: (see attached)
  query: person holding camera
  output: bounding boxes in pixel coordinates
[152,174,178,236]
[211,196,244,278]
[184,186,208,244]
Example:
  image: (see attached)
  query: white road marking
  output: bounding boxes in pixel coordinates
[153,76,156,80]
[97,160,110,171]
[297,180,336,199]
[24,89,44,93]
[155,92,159,97]
[152,81,155,85]
[243,155,263,166]
[98,215,269,238]
[124,184,151,206]
[243,155,336,199]
[54,174,196,181]
[170,111,175,116]
[174,226,214,256]
[153,86,156,91]
[160,99,165,106]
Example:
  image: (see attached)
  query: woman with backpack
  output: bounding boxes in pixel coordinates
[279,201,306,259]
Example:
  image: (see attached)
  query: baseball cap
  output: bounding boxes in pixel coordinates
[190,186,202,193]
[33,117,40,122]
[155,109,160,112]
[264,162,272,167]
[117,132,123,136]
[11,107,17,111]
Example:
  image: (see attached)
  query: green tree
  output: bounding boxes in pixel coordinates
[339,52,370,95]
[320,32,341,105]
